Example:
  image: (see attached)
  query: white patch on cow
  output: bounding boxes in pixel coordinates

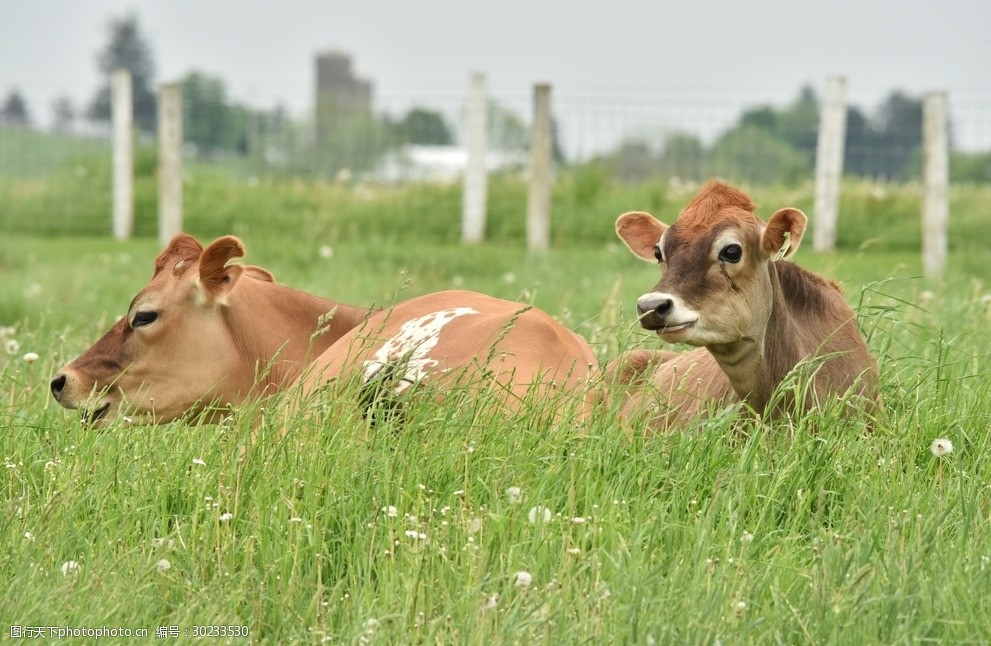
[363,307,479,393]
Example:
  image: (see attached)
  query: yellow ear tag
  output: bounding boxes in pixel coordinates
[773,231,792,261]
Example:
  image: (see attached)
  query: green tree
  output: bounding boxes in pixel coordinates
[658,132,706,180]
[1,89,31,126]
[707,125,810,184]
[87,13,157,132]
[51,96,75,133]
[392,108,453,145]
[182,71,242,157]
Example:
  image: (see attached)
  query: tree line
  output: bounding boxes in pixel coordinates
[3,13,989,183]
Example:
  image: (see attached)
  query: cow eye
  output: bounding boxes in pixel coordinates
[718,244,743,264]
[653,245,664,263]
[132,310,159,328]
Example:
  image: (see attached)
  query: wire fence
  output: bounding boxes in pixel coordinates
[1,82,990,239]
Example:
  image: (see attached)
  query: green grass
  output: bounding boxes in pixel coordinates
[1,173,991,643]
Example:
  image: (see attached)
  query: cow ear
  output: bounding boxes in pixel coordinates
[154,233,203,277]
[198,236,246,303]
[616,211,668,263]
[244,265,275,282]
[761,208,807,260]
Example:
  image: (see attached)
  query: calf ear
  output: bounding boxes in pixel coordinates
[198,236,246,303]
[616,211,668,262]
[761,208,807,260]
[154,233,203,277]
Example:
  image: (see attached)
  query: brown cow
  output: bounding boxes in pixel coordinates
[608,180,877,431]
[51,234,598,425]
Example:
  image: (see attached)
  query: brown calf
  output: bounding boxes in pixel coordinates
[609,180,877,431]
[51,235,599,426]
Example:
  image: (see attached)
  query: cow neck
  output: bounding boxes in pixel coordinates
[222,279,370,392]
[705,261,802,413]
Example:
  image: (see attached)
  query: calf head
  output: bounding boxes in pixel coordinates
[50,233,273,426]
[616,181,806,347]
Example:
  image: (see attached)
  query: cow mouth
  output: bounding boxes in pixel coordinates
[657,320,696,337]
[81,402,112,425]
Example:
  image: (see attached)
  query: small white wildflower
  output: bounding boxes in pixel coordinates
[404,530,426,540]
[467,517,482,534]
[0,326,15,338]
[502,272,517,284]
[192,458,206,466]
[740,531,754,543]
[60,560,81,575]
[514,571,533,588]
[156,559,171,573]
[219,512,234,522]
[571,516,587,524]
[364,618,379,632]
[931,438,954,457]
[318,245,334,259]
[289,517,303,523]
[919,290,935,304]
[505,486,522,504]
[733,600,748,614]
[566,547,581,555]
[482,593,500,610]
[528,506,552,524]
[23,531,34,542]
[5,339,20,355]
[22,351,39,363]
[382,505,398,517]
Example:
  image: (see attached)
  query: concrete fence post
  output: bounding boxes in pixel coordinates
[812,75,847,253]
[527,83,552,252]
[111,69,133,241]
[158,82,183,246]
[462,72,488,244]
[922,91,949,278]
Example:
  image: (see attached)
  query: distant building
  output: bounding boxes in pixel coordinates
[314,51,375,175]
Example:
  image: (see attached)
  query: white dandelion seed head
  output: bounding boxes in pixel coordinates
[382,505,398,518]
[156,559,171,573]
[467,517,482,534]
[23,531,34,542]
[566,547,581,555]
[404,530,426,540]
[528,505,552,524]
[513,571,533,588]
[502,272,517,285]
[919,290,935,303]
[318,245,334,259]
[192,458,206,466]
[571,516,587,524]
[931,438,954,457]
[482,593,500,610]
[740,531,754,543]
[5,339,20,355]
[219,512,234,522]
[22,351,39,363]
[734,600,748,614]
[0,325,15,338]
[505,486,522,504]
[60,560,81,575]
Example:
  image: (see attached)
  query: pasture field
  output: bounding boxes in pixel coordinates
[1,175,991,643]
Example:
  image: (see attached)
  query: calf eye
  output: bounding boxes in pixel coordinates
[132,310,159,328]
[718,244,743,264]
[653,245,664,263]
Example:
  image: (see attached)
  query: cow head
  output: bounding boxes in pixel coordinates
[616,181,806,347]
[50,233,274,426]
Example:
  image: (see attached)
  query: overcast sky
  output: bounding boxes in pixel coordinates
[2,0,989,149]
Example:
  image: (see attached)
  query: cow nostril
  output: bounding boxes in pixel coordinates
[50,374,66,399]
[654,298,673,316]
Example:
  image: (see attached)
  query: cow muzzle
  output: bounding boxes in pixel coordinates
[50,369,115,426]
[635,292,699,337]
